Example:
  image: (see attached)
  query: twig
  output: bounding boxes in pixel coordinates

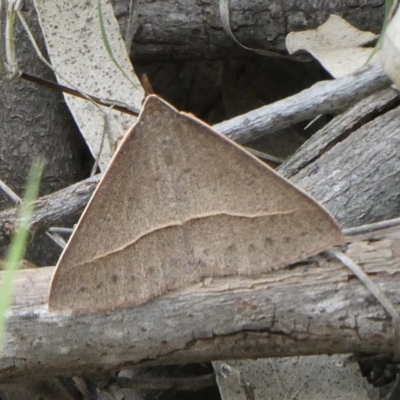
[214,63,391,143]
[47,227,74,235]
[343,217,400,236]
[243,147,284,164]
[0,169,398,252]
[1,240,400,382]
[20,72,138,116]
[0,178,66,249]
[0,175,101,248]
[0,179,20,203]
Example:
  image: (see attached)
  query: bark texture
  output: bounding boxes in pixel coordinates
[280,88,400,227]
[0,226,399,382]
[112,0,385,61]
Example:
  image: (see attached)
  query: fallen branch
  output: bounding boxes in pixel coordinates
[0,175,101,248]
[214,63,390,143]
[116,0,385,61]
[1,224,399,382]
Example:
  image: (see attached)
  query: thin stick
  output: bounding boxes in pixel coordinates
[20,72,138,116]
[0,179,20,203]
[0,178,65,249]
[243,147,284,164]
[214,63,391,144]
[343,217,400,236]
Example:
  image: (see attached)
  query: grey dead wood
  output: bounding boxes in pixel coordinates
[111,0,385,62]
[217,87,400,400]
[0,74,399,384]
[279,87,400,227]
[0,225,399,383]
[214,63,391,144]
[0,175,101,248]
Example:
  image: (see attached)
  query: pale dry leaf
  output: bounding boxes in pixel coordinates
[33,0,144,170]
[286,15,378,78]
[48,95,343,313]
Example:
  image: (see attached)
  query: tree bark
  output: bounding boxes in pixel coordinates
[112,0,385,62]
[279,86,400,227]
[0,224,399,382]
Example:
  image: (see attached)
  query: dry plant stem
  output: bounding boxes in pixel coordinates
[243,147,284,164]
[3,0,19,80]
[0,225,399,382]
[20,72,139,117]
[47,227,74,235]
[214,63,391,143]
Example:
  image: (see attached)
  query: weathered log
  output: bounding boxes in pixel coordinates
[111,0,385,61]
[0,225,399,382]
[279,87,400,227]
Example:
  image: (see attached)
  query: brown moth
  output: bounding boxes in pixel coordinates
[48,95,344,313]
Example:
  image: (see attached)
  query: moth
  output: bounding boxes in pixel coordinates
[48,95,344,313]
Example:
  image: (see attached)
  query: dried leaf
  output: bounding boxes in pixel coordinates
[33,0,144,170]
[286,15,377,78]
[48,96,344,313]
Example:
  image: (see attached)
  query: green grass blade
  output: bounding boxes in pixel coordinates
[0,160,44,352]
